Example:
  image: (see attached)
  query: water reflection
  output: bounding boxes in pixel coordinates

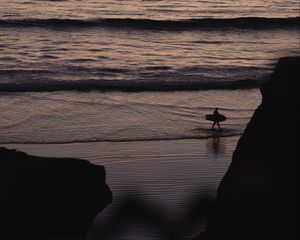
[206,132,226,156]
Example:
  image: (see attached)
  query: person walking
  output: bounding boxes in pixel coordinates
[211,108,222,130]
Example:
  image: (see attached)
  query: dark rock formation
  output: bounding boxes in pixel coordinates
[202,57,300,240]
[0,147,112,240]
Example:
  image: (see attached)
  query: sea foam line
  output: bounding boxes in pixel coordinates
[0,131,242,145]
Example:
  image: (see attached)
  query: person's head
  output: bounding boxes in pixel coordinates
[215,107,218,111]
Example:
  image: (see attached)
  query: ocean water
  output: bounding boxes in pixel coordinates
[0,1,299,94]
[0,0,299,143]
[0,1,299,239]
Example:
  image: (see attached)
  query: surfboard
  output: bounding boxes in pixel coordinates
[205,113,227,122]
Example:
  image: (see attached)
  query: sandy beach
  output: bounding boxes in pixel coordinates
[3,136,239,239]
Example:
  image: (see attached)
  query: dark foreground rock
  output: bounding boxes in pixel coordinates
[0,147,112,240]
[202,57,300,240]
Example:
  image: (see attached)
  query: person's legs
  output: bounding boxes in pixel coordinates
[212,122,216,129]
[217,122,221,130]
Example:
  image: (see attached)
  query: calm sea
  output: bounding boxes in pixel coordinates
[0,1,299,239]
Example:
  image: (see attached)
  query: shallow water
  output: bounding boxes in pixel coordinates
[0,89,261,144]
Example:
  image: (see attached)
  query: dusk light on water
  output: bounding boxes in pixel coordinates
[0,1,299,239]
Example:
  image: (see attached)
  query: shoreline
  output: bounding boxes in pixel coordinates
[0,132,242,145]
[2,136,240,160]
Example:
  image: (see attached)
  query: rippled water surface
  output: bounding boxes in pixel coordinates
[0,0,299,92]
[2,0,299,19]
[0,90,261,144]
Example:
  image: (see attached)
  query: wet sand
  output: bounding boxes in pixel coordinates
[3,136,239,239]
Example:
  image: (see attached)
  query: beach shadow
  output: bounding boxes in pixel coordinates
[90,192,213,240]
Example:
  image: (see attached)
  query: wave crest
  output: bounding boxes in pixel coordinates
[0,79,265,93]
[1,17,299,30]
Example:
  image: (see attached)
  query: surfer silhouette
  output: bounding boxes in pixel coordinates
[205,107,226,131]
[212,108,222,130]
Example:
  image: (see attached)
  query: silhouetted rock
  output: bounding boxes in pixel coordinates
[202,57,300,240]
[0,147,112,240]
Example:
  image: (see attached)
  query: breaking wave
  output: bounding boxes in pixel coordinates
[0,17,299,30]
[0,79,265,93]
